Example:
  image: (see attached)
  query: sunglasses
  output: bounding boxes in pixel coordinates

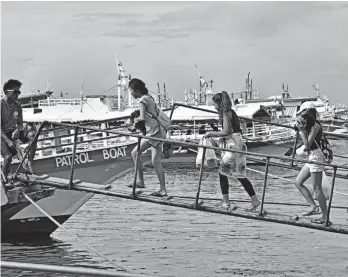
[6,89,21,95]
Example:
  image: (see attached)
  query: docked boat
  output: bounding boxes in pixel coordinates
[3,142,144,238]
[1,55,153,238]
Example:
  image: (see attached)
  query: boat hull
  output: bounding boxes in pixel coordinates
[3,142,147,239]
[1,189,93,239]
[10,142,138,175]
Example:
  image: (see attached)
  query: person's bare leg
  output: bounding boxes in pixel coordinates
[311,171,327,220]
[2,155,12,179]
[26,131,37,173]
[151,145,166,194]
[295,165,317,211]
[131,140,151,187]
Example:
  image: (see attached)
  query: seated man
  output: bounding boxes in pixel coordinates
[1,79,37,182]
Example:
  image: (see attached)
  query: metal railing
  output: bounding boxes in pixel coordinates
[14,117,348,231]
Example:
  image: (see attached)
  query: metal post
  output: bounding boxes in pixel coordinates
[259,157,270,216]
[195,147,206,209]
[69,126,79,189]
[13,121,47,179]
[325,166,337,227]
[132,137,142,199]
[290,130,299,167]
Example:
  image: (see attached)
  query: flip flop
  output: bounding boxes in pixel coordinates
[150,191,168,197]
[302,207,321,216]
[127,183,146,188]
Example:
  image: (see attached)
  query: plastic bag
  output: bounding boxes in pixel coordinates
[196,137,218,168]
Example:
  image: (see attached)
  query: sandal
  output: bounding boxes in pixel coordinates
[311,218,332,226]
[150,191,168,197]
[227,204,237,212]
[215,201,237,212]
[302,207,321,216]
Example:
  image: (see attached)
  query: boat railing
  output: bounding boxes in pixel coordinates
[169,103,348,140]
[14,119,348,231]
[10,102,345,165]
[38,98,82,106]
[25,102,347,147]
[14,102,347,162]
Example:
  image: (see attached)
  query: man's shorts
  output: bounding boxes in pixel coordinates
[1,129,30,158]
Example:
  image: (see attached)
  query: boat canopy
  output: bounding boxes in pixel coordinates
[167,103,271,122]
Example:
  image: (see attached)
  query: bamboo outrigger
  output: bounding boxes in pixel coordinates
[10,103,348,235]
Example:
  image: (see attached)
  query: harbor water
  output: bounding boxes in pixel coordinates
[1,140,348,277]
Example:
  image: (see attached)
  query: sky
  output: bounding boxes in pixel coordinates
[1,1,348,105]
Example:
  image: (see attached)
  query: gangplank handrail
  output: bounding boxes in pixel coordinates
[14,117,347,230]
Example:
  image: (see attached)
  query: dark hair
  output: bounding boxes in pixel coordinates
[3,79,22,92]
[302,108,319,132]
[212,91,241,133]
[212,91,232,115]
[128,78,148,95]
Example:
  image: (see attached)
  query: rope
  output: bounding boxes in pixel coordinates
[246,167,348,197]
[22,192,127,272]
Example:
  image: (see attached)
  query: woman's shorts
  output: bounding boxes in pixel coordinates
[146,130,166,149]
[305,149,326,173]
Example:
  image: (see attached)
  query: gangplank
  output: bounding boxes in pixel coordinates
[11,118,348,236]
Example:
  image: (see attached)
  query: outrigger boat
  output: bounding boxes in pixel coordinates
[0,55,153,238]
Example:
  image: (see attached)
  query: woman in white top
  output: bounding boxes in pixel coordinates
[294,102,328,224]
[128,78,167,197]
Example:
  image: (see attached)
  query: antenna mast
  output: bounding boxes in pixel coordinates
[312,84,320,98]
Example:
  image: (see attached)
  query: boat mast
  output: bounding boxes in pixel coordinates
[115,52,131,109]
[157,82,161,107]
[115,53,122,110]
[80,85,84,113]
[163,82,167,109]
[46,80,51,105]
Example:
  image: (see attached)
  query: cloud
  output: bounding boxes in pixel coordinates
[102,28,189,40]
[72,12,141,23]
[124,44,135,48]
[16,57,34,63]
